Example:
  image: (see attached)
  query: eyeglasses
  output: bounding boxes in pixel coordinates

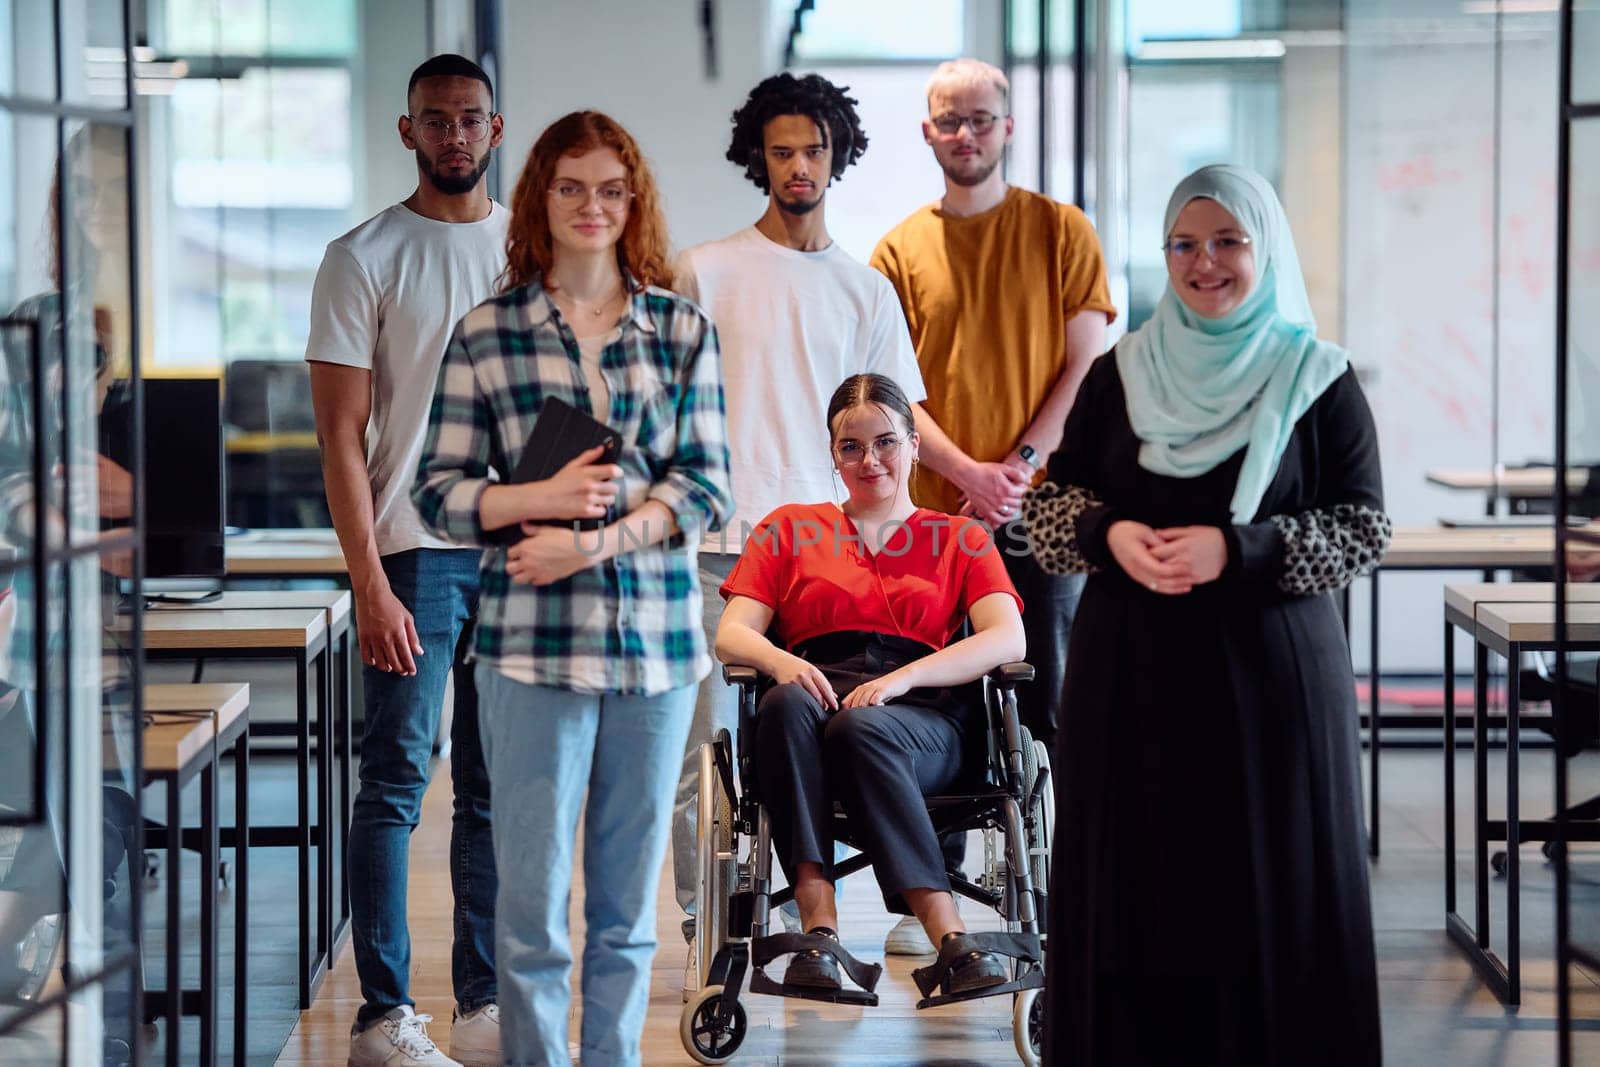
[834,434,905,466]
[930,111,1005,136]
[1162,234,1253,262]
[548,181,634,212]
[406,115,494,144]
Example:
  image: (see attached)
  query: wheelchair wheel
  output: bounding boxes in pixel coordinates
[692,739,737,999]
[681,985,748,1064]
[1030,737,1054,891]
[1017,729,1052,904]
[1013,987,1043,1066]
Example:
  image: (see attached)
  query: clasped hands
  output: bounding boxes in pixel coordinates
[772,656,914,712]
[956,451,1035,527]
[1105,520,1228,596]
[505,445,620,587]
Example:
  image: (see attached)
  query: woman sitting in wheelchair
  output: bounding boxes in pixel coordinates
[715,373,1026,995]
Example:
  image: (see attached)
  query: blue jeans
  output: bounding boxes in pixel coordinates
[476,666,695,1067]
[349,548,495,1027]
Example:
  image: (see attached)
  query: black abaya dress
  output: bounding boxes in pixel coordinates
[1024,355,1390,1066]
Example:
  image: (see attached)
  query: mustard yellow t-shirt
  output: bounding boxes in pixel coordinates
[870,186,1117,514]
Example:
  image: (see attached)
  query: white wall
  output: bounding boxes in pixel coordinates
[498,0,778,253]
[1343,4,1560,673]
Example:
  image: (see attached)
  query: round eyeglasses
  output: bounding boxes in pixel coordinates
[834,434,905,467]
[406,115,494,144]
[931,112,1004,136]
[1162,235,1253,262]
[548,181,634,212]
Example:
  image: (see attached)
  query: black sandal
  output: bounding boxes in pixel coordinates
[941,932,1009,995]
[785,926,843,990]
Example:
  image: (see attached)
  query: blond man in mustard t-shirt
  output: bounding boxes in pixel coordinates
[872,58,1116,756]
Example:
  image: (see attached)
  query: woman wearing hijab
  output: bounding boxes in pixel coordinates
[1025,164,1389,1065]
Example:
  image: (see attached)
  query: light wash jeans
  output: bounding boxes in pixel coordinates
[476,666,695,1067]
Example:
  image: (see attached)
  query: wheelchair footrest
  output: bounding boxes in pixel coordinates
[750,931,884,995]
[915,972,1044,1011]
[749,969,880,1006]
[910,931,1043,1001]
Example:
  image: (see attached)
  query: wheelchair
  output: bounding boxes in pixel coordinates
[678,653,1053,1065]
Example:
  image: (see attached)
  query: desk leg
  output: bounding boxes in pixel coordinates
[1369,569,1381,858]
[1505,642,1522,1005]
[165,775,180,1067]
[1444,619,1457,914]
[1474,640,1490,948]
[296,651,312,1009]
[317,645,333,967]
[234,731,250,1065]
[200,759,219,1065]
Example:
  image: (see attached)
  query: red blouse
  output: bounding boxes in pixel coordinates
[720,502,1024,651]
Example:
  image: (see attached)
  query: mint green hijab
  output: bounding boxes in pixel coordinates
[1116,164,1348,522]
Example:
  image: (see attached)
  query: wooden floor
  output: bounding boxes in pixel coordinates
[275,764,1028,1065]
[271,748,1600,1066]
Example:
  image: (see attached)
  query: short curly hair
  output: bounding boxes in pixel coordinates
[726,73,868,193]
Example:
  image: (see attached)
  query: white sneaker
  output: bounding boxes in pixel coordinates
[682,944,700,1003]
[348,1006,460,1067]
[883,914,936,956]
[448,1004,499,1067]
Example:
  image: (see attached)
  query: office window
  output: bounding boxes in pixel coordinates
[163,66,353,365]
[0,7,143,1063]
[777,1,977,263]
[150,0,357,527]
[1122,1,1286,328]
[776,0,964,62]
[152,0,357,369]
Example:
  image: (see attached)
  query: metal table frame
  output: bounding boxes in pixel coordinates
[146,625,337,1009]
[1443,600,1600,1005]
[144,705,249,1065]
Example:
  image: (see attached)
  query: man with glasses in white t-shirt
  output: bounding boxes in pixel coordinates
[671,73,935,988]
[306,53,507,1067]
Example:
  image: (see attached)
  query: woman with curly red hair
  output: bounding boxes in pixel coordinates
[413,110,732,1064]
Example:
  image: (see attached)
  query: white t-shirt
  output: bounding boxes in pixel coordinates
[305,201,509,556]
[676,226,926,555]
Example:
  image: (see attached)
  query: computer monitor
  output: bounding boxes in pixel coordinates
[101,376,226,585]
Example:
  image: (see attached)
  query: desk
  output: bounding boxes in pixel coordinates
[138,608,332,1009]
[1362,527,1556,858]
[1442,595,1600,1005]
[146,590,355,962]
[1425,468,1587,497]
[225,529,347,582]
[141,682,249,1066]
[226,431,320,454]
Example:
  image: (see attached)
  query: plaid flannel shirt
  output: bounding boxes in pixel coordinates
[412,279,732,695]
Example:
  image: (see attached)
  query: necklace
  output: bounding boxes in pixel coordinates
[557,283,624,318]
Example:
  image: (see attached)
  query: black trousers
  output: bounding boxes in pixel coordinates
[997,523,1085,747]
[752,633,975,916]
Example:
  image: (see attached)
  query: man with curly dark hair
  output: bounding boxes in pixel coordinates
[670,71,929,992]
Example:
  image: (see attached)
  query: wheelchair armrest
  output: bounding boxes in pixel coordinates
[988,662,1034,687]
[722,663,761,688]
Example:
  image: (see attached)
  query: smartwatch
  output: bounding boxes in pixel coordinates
[1017,443,1042,471]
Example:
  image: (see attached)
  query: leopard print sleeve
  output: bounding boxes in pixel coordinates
[1268,504,1392,596]
[1021,480,1104,576]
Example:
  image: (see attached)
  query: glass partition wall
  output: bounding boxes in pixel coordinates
[0,1,145,1063]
